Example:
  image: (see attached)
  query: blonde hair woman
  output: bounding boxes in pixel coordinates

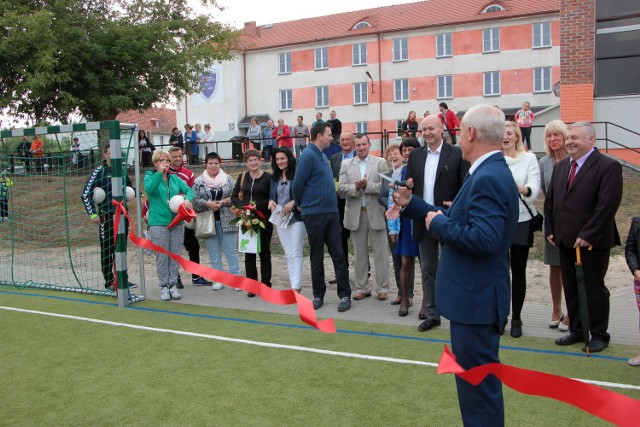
[539,120,570,331]
[502,121,541,337]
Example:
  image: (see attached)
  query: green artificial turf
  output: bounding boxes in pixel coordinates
[0,288,638,426]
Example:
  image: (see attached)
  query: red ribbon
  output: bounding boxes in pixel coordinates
[112,200,336,333]
[437,345,640,426]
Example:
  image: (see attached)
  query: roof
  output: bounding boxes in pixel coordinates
[238,114,272,129]
[241,0,559,51]
[116,105,177,134]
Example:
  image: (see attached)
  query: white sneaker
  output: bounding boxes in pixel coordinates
[234,287,243,292]
[212,283,223,291]
[169,285,182,300]
[160,287,171,301]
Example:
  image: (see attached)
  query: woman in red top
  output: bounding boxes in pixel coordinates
[272,119,293,148]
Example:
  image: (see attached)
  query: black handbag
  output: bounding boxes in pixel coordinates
[519,194,543,232]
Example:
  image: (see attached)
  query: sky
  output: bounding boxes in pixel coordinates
[208,0,420,28]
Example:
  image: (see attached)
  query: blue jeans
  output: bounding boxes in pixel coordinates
[295,144,306,158]
[204,221,240,276]
[263,145,274,162]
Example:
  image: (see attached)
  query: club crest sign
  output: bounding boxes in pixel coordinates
[194,66,224,105]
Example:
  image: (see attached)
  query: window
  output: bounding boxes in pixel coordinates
[353,82,368,105]
[353,21,372,29]
[534,67,552,93]
[315,47,328,70]
[483,28,500,53]
[394,79,409,102]
[396,119,404,138]
[482,4,505,13]
[436,33,452,58]
[483,71,500,96]
[278,52,291,74]
[393,38,408,61]
[316,86,329,108]
[356,121,368,134]
[437,75,452,99]
[279,89,292,111]
[533,22,551,48]
[352,43,367,66]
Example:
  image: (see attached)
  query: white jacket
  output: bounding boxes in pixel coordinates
[504,151,540,223]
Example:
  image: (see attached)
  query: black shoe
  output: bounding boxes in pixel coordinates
[510,319,522,338]
[192,277,212,286]
[176,279,184,289]
[418,313,428,320]
[313,297,323,310]
[418,318,441,332]
[328,278,338,284]
[337,297,351,312]
[247,292,256,298]
[555,333,582,346]
[584,339,608,353]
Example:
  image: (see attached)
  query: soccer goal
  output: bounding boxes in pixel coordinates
[0,121,144,306]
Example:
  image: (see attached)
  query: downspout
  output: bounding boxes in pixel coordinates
[377,33,383,139]
[243,52,248,117]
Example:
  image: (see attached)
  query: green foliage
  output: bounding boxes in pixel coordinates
[0,0,240,122]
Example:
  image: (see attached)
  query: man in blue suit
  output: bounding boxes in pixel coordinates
[392,104,518,426]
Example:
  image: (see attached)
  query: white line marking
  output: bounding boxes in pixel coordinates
[2,305,640,391]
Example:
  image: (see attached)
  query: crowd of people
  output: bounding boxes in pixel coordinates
[82,103,640,382]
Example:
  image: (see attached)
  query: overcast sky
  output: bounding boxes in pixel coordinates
[210,0,419,28]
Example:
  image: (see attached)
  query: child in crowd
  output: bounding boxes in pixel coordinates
[625,216,640,366]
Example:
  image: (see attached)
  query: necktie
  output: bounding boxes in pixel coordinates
[567,160,577,189]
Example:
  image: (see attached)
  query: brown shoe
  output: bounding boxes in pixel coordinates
[353,292,371,300]
[377,293,388,301]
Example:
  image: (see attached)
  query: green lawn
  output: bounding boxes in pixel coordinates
[1,288,638,426]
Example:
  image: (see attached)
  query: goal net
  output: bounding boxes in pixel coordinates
[0,121,142,303]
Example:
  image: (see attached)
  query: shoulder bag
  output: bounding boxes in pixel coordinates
[519,194,543,232]
[195,209,216,239]
[230,172,246,216]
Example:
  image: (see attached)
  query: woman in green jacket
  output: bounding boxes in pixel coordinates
[144,149,194,302]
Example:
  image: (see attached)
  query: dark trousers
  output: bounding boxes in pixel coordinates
[450,321,504,427]
[245,220,273,287]
[0,197,8,218]
[509,245,530,320]
[520,127,532,150]
[183,227,201,280]
[303,213,351,299]
[387,234,402,294]
[418,236,439,319]
[558,245,611,342]
[337,197,350,265]
[99,213,116,287]
[263,146,273,163]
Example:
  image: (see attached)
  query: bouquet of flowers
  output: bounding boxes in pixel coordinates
[229,203,266,237]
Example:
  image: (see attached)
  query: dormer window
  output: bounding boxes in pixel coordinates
[482,4,505,13]
[353,21,372,30]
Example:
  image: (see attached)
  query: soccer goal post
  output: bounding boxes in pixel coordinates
[0,121,143,307]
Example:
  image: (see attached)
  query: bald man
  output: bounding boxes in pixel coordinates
[404,114,469,331]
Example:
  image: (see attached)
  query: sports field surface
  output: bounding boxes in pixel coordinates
[1,287,638,426]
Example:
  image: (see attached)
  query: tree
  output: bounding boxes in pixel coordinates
[0,0,240,122]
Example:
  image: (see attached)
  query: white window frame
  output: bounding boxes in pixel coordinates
[394,78,409,102]
[482,4,505,13]
[533,22,551,49]
[356,121,368,134]
[483,71,500,96]
[393,38,408,62]
[436,33,452,58]
[314,47,328,70]
[437,75,452,99]
[483,28,500,53]
[534,67,552,93]
[352,43,367,66]
[279,89,292,111]
[316,86,329,108]
[353,82,368,105]
[278,52,291,74]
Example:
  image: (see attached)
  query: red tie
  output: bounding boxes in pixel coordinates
[567,160,577,189]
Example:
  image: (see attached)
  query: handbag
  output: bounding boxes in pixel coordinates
[195,209,216,239]
[230,171,247,216]
[519,194,543,232]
